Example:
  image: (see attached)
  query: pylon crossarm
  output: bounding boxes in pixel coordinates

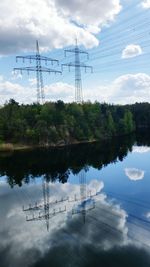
[39,56,59,64]
[16,55,59,64]
[23,204,43,212]
[72,202,95,215]
[16,55,36,61]
[64,49,88,55]
[62,63,93,74]
[26,206,67,222]
[14,67,62,74]
[38,67,61,73]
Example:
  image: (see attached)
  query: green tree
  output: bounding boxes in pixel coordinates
[123,110,135,133]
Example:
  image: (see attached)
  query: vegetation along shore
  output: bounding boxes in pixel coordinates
[0,99,150,151]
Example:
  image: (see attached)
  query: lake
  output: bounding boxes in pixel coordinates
[0,133,150,267]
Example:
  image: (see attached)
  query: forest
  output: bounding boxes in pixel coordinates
[0,99,150,149]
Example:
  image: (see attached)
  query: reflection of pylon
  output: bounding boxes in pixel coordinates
[23,174,96,230]
[79,169,87,224]
[42,177,50,231]
[23,176,66,231]
[71,170,96,223]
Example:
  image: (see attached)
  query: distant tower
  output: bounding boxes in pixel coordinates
[14,40,62,104]
[62,39,93,103]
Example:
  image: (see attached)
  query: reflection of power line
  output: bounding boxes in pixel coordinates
[105,191,150,209]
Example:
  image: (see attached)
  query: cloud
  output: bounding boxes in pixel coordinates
[124,168,145,181]
[55,0,121,27]
[0,0,121,55]
[0,76,36,104]
[109,73,150,104]
[85,73,150,104]
[1,72,150,105]
[132,146,150,154]
[122,44,143,59]
[45,82,74,102]
[11,72,22,81]
[141,0,150,9]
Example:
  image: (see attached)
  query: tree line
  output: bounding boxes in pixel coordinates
[0,99,149,147]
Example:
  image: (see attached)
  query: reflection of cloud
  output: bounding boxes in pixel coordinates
[132,146,150,154]
[125,168,145,181]
[141,0,150,9]
[0,179,150,267]
[146,212,150,219]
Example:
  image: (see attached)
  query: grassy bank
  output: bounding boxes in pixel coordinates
[0,143,32,152]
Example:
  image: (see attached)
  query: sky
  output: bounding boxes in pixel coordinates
[0,0,150,105]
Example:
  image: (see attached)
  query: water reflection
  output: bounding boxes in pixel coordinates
[23,171,96,231]
[124,168,145,181]
[0,135,135,187]
[132,146,150,154]
[0,133,150,266]
[0,178,150,267]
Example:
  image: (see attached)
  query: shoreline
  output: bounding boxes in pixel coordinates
[0,139,99,152]
[0,131,138,153]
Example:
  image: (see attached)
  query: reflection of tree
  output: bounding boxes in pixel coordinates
[0,134,145,187]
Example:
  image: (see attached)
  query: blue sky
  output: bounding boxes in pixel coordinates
[0,0,150,104]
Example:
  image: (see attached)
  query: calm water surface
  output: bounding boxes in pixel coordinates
[0,134,150,267]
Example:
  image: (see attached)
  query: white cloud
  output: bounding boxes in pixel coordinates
[0,76,36,104]
[141,0,150,9]
[132,146,150,154]
[109,73,150,104]
[85,73,150,104]
[55,0,121,27]
[45,82,74,102]
[1,72,150,105]
[122,44,143,59]
[125,168,145,181]
[11,71,22,81]
[0,77,75,104]
[0,0,121,55]
[28,78,37,86]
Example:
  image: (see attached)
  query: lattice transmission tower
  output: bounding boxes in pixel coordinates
[14,40,62,104]
[62,39,93,103]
